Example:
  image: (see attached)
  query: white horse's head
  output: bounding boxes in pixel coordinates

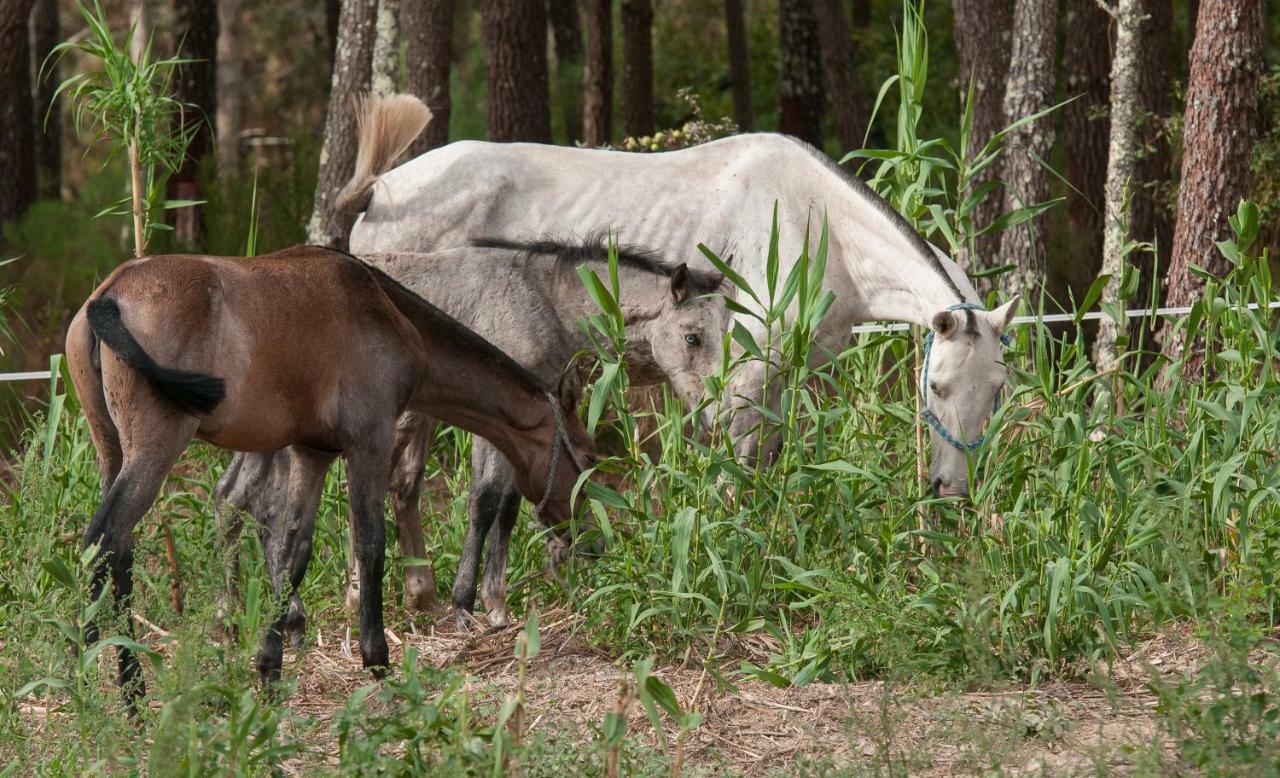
[922,297,1020,497]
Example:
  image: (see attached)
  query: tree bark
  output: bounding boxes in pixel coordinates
[724,0,753,130]
[31,0,59,200]
[548,0,583,143]
[483,0,551,142]
[621,0,653,138]
[404,0,454,155]
[371,0,401,98]
[1130,0,1173,313]
[852,0,871,28]
[952,0,1012,269]
[1160,0,1262,370]
[170,0,218,246]
[778,0,823,148]
[1063,0,1110,289]
[308,0,379,247]
[1093,0,1144,371]
[997,0,1058,298]
[812,0,864,153]
[582,0,612,146]
[216,0,243,176]
[327,0,342,66]
[0,0,36,235]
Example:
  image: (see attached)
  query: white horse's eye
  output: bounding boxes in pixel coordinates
[930,381,944,399]
[684,333,701,346]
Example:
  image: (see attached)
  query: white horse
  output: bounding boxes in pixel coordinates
[340,97,1018,496]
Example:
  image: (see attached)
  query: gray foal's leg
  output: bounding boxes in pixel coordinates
[450,446,509,628]
[389,414,439,611]
[476,446,522,628]
[254,448,332,683]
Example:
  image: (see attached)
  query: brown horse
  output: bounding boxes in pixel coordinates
[66,244,596,708]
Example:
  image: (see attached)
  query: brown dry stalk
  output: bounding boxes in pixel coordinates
[606,677,630,778]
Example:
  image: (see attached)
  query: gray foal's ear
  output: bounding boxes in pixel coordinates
[931,310,959,339]
[670,264,691,305]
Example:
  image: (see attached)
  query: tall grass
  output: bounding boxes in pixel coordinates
[3,2,1279,773]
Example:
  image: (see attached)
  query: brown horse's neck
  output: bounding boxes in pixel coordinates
[363,262,554,448]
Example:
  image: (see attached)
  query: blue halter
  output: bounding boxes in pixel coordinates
[919,302,1013,452]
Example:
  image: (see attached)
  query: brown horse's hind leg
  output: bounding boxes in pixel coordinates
[66,312,122,492]
[254,448,333,684]
[81,416,197,713]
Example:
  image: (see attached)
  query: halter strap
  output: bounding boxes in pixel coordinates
[534,391,586,517]
[920,302,1013,452]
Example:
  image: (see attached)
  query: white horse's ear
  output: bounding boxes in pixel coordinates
[931,310,959,339]
[988,296,1021,335]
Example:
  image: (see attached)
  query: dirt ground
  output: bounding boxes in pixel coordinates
[162,609,1215,776]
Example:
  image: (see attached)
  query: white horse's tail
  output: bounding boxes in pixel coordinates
[334,94,432,220]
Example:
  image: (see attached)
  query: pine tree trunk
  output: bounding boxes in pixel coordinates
[1093,0,1143,371]
[997,0,1058,298]
[483,0,551,142]
[621,0,653,138]
[404,0,454,155]
[31,0,59,200]
[852,0,871,28]
[952,0,1012,270]
[725,0,753,130]
[549,0,583,143]
[216,0,243,176]
[1130,0,1173,313]
[327,0,342,65]
[170,0,218,246]
[308,0,379,247]
[1160,0,1262,371]
[0,0,36,236]
[1062,0,1110,289]
[812,0,864,154]
[778,0,823,148]
[582,0,612,146]
[371,0,401,98]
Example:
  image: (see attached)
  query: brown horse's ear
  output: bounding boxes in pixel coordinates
[557,366,579,414]
[671,264,691,305]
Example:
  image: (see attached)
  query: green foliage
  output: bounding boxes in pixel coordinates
[1151,617,1280,772]
[51,1,199,254]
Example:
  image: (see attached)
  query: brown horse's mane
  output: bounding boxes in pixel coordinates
[317,245,550,398]
[471,232,724,297]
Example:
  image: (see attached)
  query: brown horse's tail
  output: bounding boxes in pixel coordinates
[86,297,226,415]
[333,94,433,222]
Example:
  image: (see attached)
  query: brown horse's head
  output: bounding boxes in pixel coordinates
[519,381,598,550]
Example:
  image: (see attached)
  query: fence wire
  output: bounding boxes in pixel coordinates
[3,301,1279,384]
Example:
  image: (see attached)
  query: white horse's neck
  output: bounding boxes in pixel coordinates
[792,149,979,327]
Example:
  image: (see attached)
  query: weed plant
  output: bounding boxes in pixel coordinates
[3,2,1279,774]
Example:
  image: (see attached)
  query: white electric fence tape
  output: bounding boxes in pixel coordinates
[1,301,1277,384]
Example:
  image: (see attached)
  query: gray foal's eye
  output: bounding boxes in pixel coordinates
[684,333,701,347]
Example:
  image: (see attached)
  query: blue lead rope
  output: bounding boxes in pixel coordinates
[919,302,1014,452]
